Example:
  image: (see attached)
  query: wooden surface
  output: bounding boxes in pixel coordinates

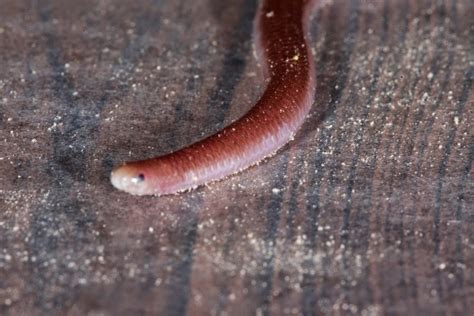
[0,0,473,315]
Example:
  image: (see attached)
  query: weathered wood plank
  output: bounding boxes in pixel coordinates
[0,0,472,315]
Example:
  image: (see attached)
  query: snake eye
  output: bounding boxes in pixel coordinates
[131,173,145,184]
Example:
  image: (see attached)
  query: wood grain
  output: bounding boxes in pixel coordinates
[0,0,472,315]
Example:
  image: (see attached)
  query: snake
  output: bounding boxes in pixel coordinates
[111,0,319,195]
